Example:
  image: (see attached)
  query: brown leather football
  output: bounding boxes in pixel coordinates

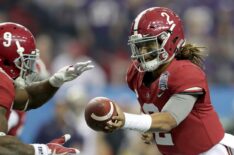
[85,97,117,132]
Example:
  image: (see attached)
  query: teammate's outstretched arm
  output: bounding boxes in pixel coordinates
[13,61,94,111]
[0,134,80,155]
[0,107,79,155]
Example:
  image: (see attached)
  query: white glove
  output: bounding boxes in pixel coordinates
[32,134,80,155]
[49,60,94,87]
[0,132,6,136]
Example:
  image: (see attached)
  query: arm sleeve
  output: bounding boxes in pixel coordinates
[161,94,198,125]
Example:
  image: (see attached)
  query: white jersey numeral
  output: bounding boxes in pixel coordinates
[3,32,12,47]
[161,12,174,25]
[142,103,174,146]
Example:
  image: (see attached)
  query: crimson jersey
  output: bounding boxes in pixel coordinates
[127,59,224,155]
[0,70,15,120]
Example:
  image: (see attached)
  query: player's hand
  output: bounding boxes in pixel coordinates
[105,103,125,132]
[47,134,80,155]
[49,61,94,87]
[32,134,80,155]
[141,132,154,144]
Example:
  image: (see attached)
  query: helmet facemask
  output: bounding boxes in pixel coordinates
[128,31,174,72]
[14,49,39,87]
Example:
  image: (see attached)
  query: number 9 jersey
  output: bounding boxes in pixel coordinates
[126,59,224,155]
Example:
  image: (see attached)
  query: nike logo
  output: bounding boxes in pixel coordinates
[157,92,164,98]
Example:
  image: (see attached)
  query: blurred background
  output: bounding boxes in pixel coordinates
[1,0,234,155]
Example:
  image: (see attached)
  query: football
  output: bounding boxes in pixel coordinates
[85,97,117,132]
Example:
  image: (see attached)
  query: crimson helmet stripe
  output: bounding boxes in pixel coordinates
[133,7,158,35]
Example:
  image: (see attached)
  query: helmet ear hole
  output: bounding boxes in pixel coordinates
[158,38,163,45]
[3,59,11,66]
[173,37,179,44]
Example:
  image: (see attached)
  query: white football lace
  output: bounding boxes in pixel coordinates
[91,101,114,121]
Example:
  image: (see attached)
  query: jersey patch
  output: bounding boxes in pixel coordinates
[157,71,169,98]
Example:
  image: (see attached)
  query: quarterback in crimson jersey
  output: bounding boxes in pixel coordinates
[105,7,234,155]
[127,59,224,155]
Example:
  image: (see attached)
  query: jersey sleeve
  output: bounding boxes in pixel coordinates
[169,64,207,95]
[0,73,14,110]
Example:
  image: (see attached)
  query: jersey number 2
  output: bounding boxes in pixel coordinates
[142,103,174,145]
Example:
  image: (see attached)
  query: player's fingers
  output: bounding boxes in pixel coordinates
[144,141,152,145]
[74,62,93,75]
[112,115,123,121]
[141,133,153,144]
[74,61,92,70]
[104,125,115,133]
[107,121,121,128]
[141,134,150,140]
[63,134,71,143]
[107,120,123,129]
[72,62,88,73]
[66,65,75,73]
[69,148,80,154]
[79,65,94,73]
[49,134,71,144]
[141,134,148,138]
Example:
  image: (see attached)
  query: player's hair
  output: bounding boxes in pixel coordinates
[175,43,207,68]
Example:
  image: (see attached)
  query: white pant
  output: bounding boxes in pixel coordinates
[200,133,234,155]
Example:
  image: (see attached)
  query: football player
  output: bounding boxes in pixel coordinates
[105,7,234,155]
[0,22,93,155]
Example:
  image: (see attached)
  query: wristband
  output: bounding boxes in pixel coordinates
[49,76,63,87]
[123,113,152,132]
[0,132,6,136]
[31,144,49,155]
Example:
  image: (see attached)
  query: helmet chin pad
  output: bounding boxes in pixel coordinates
[140,59,162,72]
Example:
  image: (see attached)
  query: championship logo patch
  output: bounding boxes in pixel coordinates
[157,71,169,97]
